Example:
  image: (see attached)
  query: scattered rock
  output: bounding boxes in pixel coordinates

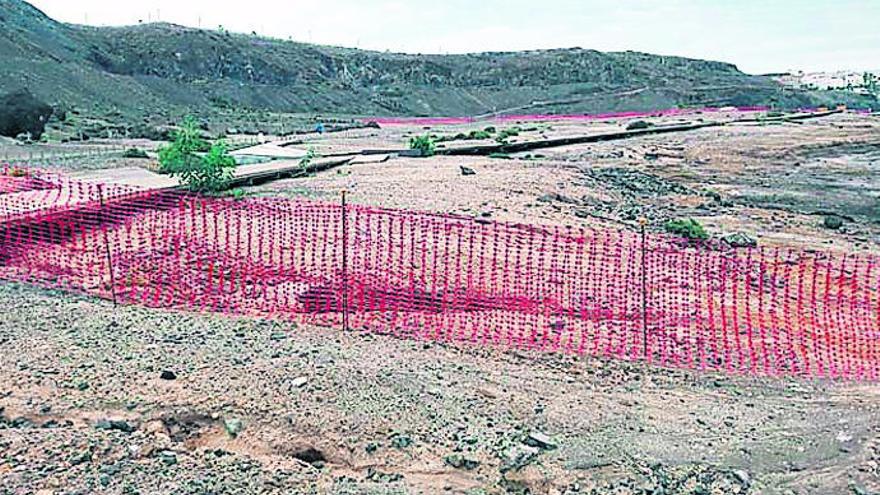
[291,376,309,388]
[444,454,480,470]
[626,120,652,130]
[525,432,557,450]
[223,418,244,438]
[476,387,498,399]
[365,467,403,482]
[537,193,577,204]
[836,431,853,443]
[823,215,844,230]
[95,419,135,433]
[584,167,691,198]
[732,469,750,487]
[291,447,326,465]
[850,482,875,495]
[69,450,92,465]
[158,451,177,466]
[721,232,757,248]
[502,444,540,472]
[160,370,177,380]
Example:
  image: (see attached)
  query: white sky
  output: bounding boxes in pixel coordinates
[27,0,880,74]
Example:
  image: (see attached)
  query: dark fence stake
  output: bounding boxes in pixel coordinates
[341,189,349,331]
[98,185,118,308]
[639,218,648,358]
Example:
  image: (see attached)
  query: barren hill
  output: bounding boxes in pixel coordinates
[0,0,874,121]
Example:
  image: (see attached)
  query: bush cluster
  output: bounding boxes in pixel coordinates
[664,218,709,240]
[408,134,436,156]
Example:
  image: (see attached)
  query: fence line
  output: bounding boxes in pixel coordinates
[1,167,879,380]
[364,106,772,126]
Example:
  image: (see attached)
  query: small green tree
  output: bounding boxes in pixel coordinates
[158,116,208,174]
[178,140,236,192]
[299,148,316,169]
[159,116,235,192]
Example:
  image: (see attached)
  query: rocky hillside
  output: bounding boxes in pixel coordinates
[0,0,873,121]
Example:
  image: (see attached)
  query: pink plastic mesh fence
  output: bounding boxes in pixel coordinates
[1,167,878,380]
[364,106,771,126]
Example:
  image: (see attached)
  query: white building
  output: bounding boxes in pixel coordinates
[774,70,875,92]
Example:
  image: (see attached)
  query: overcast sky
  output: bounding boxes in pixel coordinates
[27,0,880,74]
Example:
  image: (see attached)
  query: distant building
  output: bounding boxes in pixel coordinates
[773,70,874,93]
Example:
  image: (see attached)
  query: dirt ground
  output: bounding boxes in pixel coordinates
[1,282,879,495]
[2,111,880,494]
[254,112,880,253]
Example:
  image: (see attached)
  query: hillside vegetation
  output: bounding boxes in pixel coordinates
[0,0,874,124]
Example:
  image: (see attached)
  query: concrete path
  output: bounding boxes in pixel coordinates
[230,142,309,159]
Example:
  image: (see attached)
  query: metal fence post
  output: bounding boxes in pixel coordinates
[98,185,118,308]
[341,189,349,331]
[639,217,648,358]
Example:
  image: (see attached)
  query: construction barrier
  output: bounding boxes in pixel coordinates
[364,106,771,126]
[1,167,878,380]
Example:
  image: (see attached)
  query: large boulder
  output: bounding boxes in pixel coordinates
[0,89,53,140]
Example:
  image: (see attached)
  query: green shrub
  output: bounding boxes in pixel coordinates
[408,134,436,156]
[664,218,709,240]
[435,130,493,143]
[299,148,316,169]
[227,188,247,199]
[467,130,492,140]
[129,123,171,141]
[176,140,236,192]
[122,147,149,159]
[0,89,53,140]
[495,127,521,143]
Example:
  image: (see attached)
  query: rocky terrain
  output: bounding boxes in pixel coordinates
[2,110,879,494]
[2,6,880,489]
[1,282,879,495]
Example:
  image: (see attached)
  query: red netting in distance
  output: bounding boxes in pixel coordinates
[1,169,877,380]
